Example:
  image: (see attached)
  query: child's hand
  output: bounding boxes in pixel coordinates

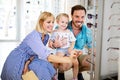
[69,50,78,59]
[70,50,82,57]
[76,50,83,57]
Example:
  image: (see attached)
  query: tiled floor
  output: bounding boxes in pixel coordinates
[65,69,90,80]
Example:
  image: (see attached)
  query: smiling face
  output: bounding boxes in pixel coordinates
[43,17,54,33]
[36,12,55,34]
[57,16,69,30]
[71,10,86,29]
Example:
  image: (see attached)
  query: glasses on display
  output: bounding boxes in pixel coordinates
[107,47,119,51]
[108,25,120,30]
[87,23,97,28]
[108,57,118,62]
[107,36,120,42]
[111,1,120,8]
[87,14,98,19]
[109,13,120,20]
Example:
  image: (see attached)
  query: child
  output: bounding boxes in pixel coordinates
[49,13,80,80]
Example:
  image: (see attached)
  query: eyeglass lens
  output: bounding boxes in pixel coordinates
[87,14,98,19]
[87,23,97,28]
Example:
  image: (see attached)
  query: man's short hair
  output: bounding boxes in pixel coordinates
[71,5,86,15]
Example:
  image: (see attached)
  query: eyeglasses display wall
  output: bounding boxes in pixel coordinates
[86,0,98,29]
[95,0,120,79]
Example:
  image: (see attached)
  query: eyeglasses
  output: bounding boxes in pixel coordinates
[87,14,98,19]
[108,57,118,62]
[107,36,120,42]
[87,23,97,28]
[109,13,120,20]
[107,47,119,51]
[108,25,120,30]
[111,1,120,8]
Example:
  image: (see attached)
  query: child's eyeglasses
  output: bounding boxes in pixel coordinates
[87,14,98,19]
[87,23,97,28]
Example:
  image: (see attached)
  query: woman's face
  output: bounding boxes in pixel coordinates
[43,17,54,33]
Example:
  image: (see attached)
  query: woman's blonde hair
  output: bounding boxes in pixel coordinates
[56,13,69,22]
[35,11,55,33]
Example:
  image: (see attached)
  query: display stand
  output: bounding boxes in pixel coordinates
[95,0,120,80]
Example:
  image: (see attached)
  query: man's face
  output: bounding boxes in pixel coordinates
[71,10,86,29]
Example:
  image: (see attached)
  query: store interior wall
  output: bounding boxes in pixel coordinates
[95,0,120,80]
[100,0,120,77]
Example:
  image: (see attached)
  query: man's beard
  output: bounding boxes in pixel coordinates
[73,21,83,29]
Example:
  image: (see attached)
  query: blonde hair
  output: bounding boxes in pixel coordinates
[56,13,69,22]
[35,11,55,34]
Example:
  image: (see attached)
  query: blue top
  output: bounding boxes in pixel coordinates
[23,30,50,61]
[67,21,92,50]
[1,30,56,80]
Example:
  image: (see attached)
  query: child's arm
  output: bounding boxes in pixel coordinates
[68,41,75,54]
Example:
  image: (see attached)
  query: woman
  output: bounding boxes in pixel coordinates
[1,11,76,80]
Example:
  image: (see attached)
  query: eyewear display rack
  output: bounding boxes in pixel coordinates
[95,0,120,80]
[84,0,98,80]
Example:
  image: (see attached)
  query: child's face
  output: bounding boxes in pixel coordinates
[57,16,69,30]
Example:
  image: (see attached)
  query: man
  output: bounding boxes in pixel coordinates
[50,5,92,80]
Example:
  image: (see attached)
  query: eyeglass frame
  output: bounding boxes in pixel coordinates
[107,47,120,51]
[107,36,120,42]
[111,1,120,8]
[87,22,97,28]
[108,24,120,30]
[87,14,98,19]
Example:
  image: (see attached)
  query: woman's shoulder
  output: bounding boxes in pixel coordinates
[25,30,42,39]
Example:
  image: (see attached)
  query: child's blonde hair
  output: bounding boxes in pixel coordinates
[56,13,69,22]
